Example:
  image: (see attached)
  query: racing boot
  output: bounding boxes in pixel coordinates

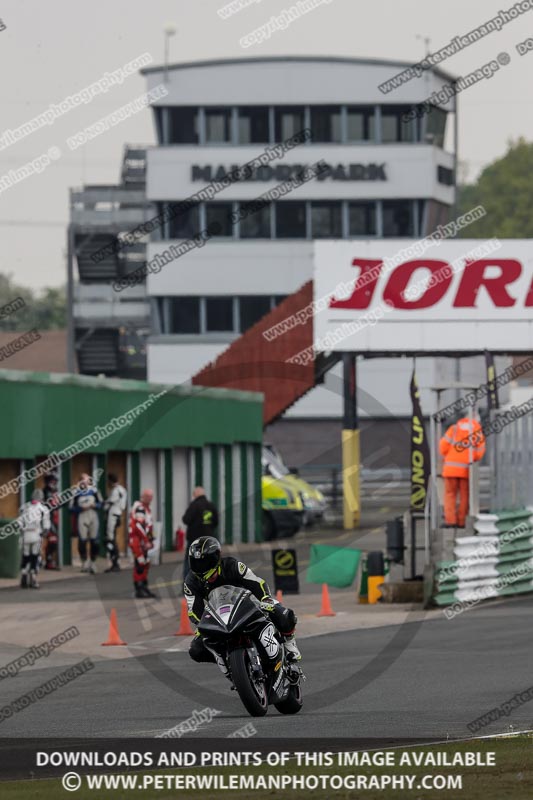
[140,581,158,599]
[205,643,232,683]
[214,654,230,678]
[20,572,28,589]
[29,571,39,589]
[283,633,302,662]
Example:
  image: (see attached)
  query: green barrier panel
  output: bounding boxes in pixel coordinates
[306,544,362,588]
[433,508,533,606]
[0,519,20,578]
[435,579,533,607]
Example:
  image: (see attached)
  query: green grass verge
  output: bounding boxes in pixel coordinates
[2,735,533,799]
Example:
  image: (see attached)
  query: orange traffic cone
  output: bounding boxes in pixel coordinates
[174,598,194,636]
[276,589,283,602]
[317,583,336,617]
[101,608,127,646]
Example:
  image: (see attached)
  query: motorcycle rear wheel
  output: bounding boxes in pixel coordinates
[229,648,268,717]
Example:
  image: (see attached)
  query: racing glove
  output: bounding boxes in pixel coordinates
[259,595,278,613]
[135,556,148,575]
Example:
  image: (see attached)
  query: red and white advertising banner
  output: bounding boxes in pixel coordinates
[313,239,533,353]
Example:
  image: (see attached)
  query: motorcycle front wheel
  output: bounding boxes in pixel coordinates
[229,648,268,717]
[274,681,303,714]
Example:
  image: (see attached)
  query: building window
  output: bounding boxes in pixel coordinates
[169,297,200,334]
[168,203,200,239]
[238,107,270,144]
[382,200,415,237]
[424,105,447,148]
[205,203,234,237]
[418,200,426,234]
[239,296,272,332]
[346,106,375,141]
[161,295,296,336]
[205,108,232,143]
[275,201,307,238]
[381,105,418,142]
[167,107,199,144]
[348,202,377,236]
[425,200,450,235]
[310,106,342,142]
[154,108,165,143]
[239,201,271,238]
[311,202,342,238]
[206,297,234,332]
[437,165,454,186]
[275,106,305,141]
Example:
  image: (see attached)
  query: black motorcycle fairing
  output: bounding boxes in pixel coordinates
[197,586,266,639]
[196,584,295,708]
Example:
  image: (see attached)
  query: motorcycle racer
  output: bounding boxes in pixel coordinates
[19,489,50,589]
[184,536,302,668]
[71,473,103,574]
[128,488,157,599]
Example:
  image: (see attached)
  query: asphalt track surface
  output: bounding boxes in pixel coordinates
[0,562,532,741]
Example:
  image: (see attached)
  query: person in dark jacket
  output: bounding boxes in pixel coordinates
[182,487,219,579]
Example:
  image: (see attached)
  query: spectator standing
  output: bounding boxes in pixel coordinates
[103,473,127,573]
[182,487,219,579]
[70,473,103,574]
[19,489,50,589]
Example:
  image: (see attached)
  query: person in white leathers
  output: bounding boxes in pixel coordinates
[103,473,127,573]
[19,489,50,589]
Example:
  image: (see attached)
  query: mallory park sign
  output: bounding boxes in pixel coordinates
[191,163,387,183]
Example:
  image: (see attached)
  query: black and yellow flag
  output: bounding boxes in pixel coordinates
[410,367,430,511]
[484,350,499,411]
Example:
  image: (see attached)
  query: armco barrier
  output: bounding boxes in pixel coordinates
[433,508,533,606]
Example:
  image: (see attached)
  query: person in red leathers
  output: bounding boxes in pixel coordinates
[128,489,157,599]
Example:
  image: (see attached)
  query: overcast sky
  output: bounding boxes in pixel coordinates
[1,0,531,290]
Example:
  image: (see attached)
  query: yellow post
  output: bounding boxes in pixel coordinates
[342,428,360,529]
[368,575,384,604]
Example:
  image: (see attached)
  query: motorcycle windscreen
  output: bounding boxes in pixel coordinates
[199,585,263,634]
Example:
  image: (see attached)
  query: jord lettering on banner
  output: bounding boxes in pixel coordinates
[314,240,533,353]
[329,259,531,310]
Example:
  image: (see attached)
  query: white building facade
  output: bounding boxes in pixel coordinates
[141,56,480,418]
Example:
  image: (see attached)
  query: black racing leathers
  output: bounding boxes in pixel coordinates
[184,556,296,638]
[184,556,270,623]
